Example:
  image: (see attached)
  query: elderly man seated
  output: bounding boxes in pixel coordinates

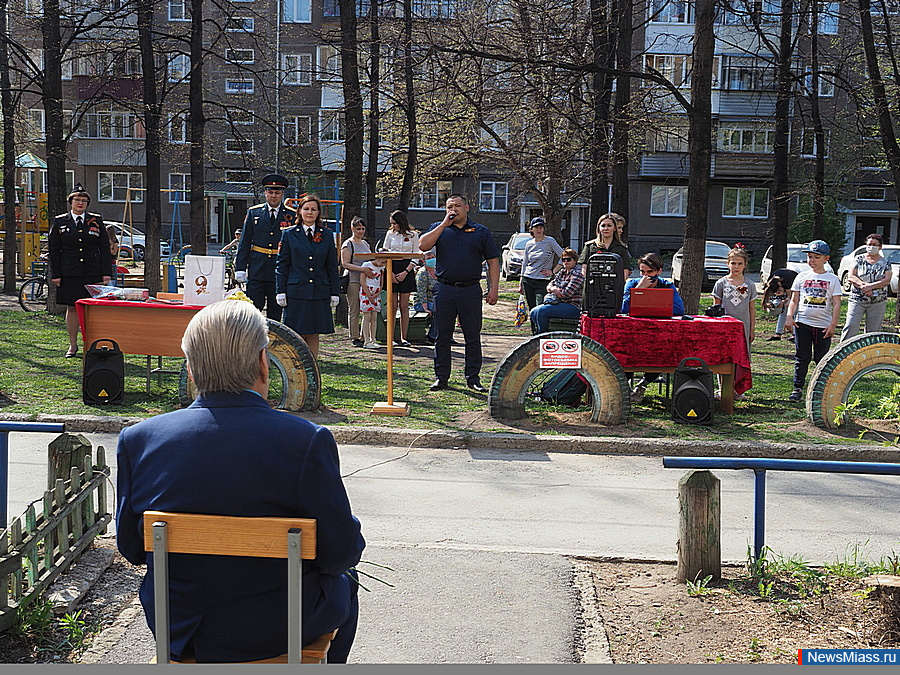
[116,300,364,663]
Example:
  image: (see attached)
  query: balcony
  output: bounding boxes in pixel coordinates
[712,153,774,177]
[75,75,143,101]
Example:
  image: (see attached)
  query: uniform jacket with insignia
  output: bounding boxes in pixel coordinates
[48,211,112,279]
[275,225,340,300]
[235,202,297,282]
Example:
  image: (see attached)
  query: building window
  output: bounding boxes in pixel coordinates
[807,71,835,97]
[98,172,143,202]
[225,139,254,154]
[225,49,255,64]
[650,186,688,216]
[721,0,780,24]
[644,55,692,88]
[168,54,190,82]
[26,109,45,140]
[818,1,839,34]
[317,45,341,80]
[283,0,311,22]
[479,122,509,148]
[718,124,775,153]
[283,116,311,146]
[319,110,345,142]
[168,113,187,144]
[857,187,886,201]
[479,181,508,212]
[647,125,689,153]
[168,0,189,20]
[283,54,313,85]
[723,187,769,218]
[722,57,776,91]
[169,173,190,203]
[225,170,252,184]
[362,184,383,210]
[412,0,459,18]
[225,17,254,32]
[225,79,255,94]
[82,109,144,139]
[227,109,254,126]
[411,180,454,210]
[650,0,690,23]
[800,129,830,157]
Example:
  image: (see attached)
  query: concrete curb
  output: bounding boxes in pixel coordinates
[3,412,898,462]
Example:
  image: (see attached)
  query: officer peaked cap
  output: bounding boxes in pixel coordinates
[261,174,289,190]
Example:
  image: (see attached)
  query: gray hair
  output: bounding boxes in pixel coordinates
[181,301,268,394]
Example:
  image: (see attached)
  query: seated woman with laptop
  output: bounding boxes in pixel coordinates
[621,253,685,317]
[622,253,685,403]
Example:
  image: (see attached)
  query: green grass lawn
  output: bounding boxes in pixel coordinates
[1,284,897,445]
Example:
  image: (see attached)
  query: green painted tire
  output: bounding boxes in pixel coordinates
[178,319,320,411]
[488,332,631,424]
[807,332,900,429]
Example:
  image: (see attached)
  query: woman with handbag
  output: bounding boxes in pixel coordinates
[340,217,373,347]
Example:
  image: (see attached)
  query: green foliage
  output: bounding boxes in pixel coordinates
[788,196,848,255]
[57,610,89,650]
[13,597,55,644]
[875,382,900,419]
[832,396,861,427]
[685,573,715,597]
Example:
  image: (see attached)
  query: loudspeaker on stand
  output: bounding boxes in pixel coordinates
[671,357,714,425]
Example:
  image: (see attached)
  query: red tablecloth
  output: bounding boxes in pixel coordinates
[579,314,752,394]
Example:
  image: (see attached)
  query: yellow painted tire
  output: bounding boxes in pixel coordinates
[807,332,900,429]
[488,332,631,424]
[179,319,320,411]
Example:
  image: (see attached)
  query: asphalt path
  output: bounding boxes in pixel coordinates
[6,432,900,663]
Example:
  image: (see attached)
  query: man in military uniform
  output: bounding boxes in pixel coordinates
[235,174,295,321]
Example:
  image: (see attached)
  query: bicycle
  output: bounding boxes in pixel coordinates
[18,260,49,312]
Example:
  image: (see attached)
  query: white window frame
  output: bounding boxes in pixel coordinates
[319,110,345,142]
[411,180,454,210]
[650,186,688,216]
[722,187,769,218]
[818,1,839,34]
[168,0,189,21]
[283,115,311,146]
[168,113,187,144]
[26,109,45,140]
[168,54,190,82]
[283,53,313,86]
[317,45,341,80]
[479,181,508,212]
[718,124,775,153]
[857,187,886,201]
[283,0,312,22]
[648,125,689,153]
[225,79,255,95]
[225,138,254,154]
[98,172,144,203]
[227,109,254,126]
[649,0,691,23]
[81,109,144,139]
[225,49,255,65]
[800,129,830,158]
[225,17,254,32]
[169,173,190,203]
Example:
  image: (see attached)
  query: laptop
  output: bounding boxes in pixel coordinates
[629,287,675,318]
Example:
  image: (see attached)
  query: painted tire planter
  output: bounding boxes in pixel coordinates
[179,319,320,411]
[806,332,900,429]
[488,332,631,425]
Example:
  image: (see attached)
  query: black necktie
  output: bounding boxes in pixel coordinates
[307,228,314,243]
[270,209,276,227]
[76,216,83,227]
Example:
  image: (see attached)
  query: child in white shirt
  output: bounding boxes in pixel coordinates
[359,256,387,349]
[785,240,842,402]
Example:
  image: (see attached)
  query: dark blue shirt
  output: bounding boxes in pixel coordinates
[428,219,500,283]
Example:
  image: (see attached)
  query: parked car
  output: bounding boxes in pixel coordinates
[671,240,731,290]
[500,232,532,280]
[760,243,834,286]
[837,244,900,296]
[108,222,171,261]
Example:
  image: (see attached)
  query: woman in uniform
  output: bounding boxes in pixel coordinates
[275,194,340,359]
[49,188,111,357]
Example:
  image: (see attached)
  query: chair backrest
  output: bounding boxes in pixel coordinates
[143,511,317,665]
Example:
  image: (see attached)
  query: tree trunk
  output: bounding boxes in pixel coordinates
[809,1,826,241]
[1,0,18,293]
[589,0,614,228]
[339,0,364,237]
[681,0,715,315]
[397,0,417,212]
[188,0,206,254]
[42,0,65,314]
[769,0,794,272]
[365,0,381,234]
[139,0,162,294]
[611,0,632,227]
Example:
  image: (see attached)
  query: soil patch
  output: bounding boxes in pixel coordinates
[582,560,900,664]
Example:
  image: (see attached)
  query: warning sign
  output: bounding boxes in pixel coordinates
[539,338,582,369]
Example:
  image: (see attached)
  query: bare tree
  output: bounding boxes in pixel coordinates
[1,0,17,293]
[339,0,364,234]
[365,0,381,235]
[138,0,163,294]
[188,0,206,254]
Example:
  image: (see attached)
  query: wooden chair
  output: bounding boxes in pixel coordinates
[143,511,335,664]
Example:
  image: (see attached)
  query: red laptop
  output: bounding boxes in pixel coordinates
[629,287,675,318]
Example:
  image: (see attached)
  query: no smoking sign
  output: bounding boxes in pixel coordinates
[539,338,582,369]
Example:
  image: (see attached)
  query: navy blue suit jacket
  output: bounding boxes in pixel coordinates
[275,226,340,300]
[116,391,364,662]
[235,203,296,282]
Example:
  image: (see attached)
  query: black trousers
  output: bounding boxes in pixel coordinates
[792,322,832,390]
[433,281,482,383]
[247,278,282,322]
[521,276,550,310]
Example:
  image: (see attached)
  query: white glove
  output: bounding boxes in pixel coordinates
[330,295,340,308]
[235,270,248,283]
[276,293,288,307]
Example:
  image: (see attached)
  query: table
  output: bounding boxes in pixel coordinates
[579,314,752,414]
[76,298,203,392]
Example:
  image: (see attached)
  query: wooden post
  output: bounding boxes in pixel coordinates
[47,433,91,489]
[676,469,721,583]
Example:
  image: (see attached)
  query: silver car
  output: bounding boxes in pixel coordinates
[837,244,900,295]
[500,232,532,280]
[671,240,731,290]
[760,243,834,286]
[108,221,172,261]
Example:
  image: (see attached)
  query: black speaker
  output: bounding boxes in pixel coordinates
[83,339,124,405]
[672,357,714,425]
[583,253,625,318]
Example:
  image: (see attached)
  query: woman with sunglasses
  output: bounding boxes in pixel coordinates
[529,248,585,334]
